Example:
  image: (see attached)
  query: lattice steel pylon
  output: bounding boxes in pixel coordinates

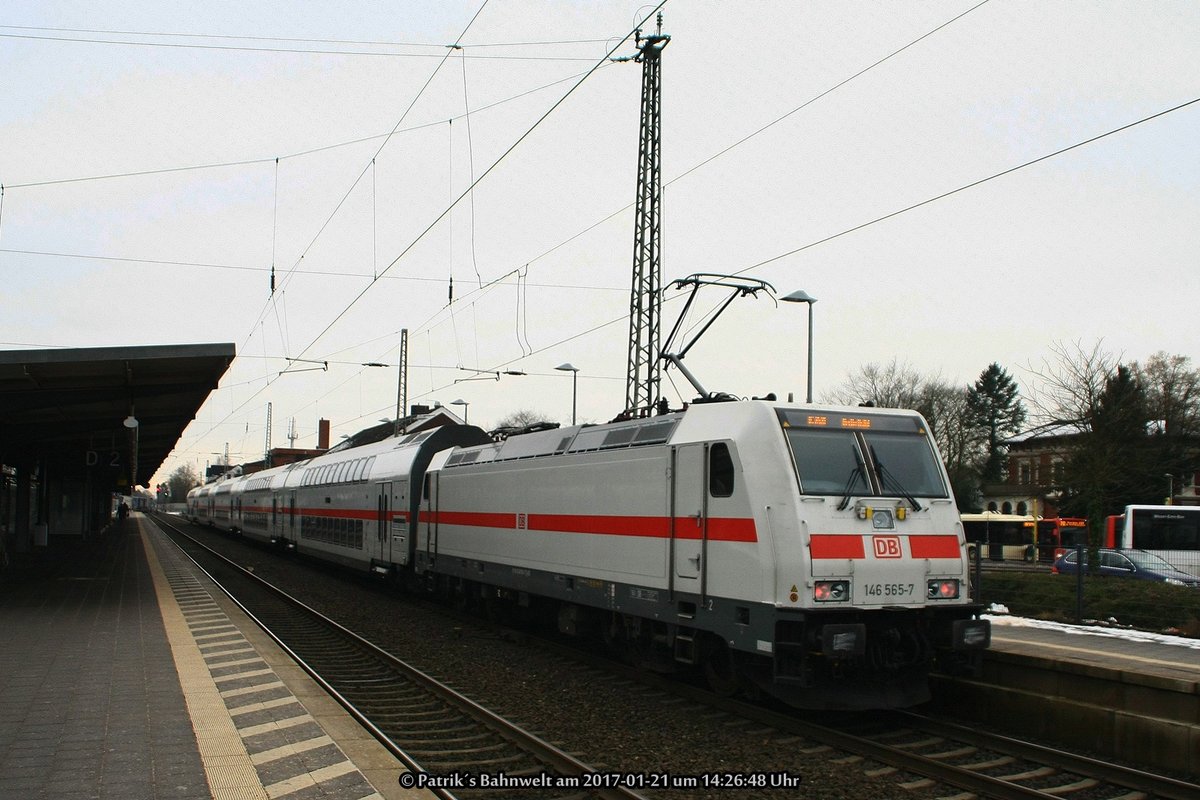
[624,15,669,418]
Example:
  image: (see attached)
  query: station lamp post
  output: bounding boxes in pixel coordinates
[555,363,579,425]
[450,398,470,423]
[781,290,817,403]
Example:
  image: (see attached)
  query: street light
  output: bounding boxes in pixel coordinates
[555,363,579,425]
[781,289,817,403]
[450,398,470,422]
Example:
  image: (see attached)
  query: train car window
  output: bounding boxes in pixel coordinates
[423,474,430,500]
[709,443,734,497]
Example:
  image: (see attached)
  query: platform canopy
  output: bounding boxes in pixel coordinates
[0,343,235,490]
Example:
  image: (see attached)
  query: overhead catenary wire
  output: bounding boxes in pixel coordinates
[0,23,611,49]
[733,95,1200,279]
[0,248,624,291]
[162,6,1192,468]
[399,0,992,346]
[2,66,609,191]
[165,3,672,462]
[285,2,670,368]
[176,0,498,450]
[0,30,601,61]
[151,0,999,460]
[170,0,997,456]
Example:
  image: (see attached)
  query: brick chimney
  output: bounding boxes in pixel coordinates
[318,418,330,450]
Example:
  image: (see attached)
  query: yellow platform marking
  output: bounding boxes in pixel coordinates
[142,527,270,800]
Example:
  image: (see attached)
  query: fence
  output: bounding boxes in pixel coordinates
[969,547,1200,638]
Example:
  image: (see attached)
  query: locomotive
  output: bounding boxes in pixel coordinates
[188,401,989,709]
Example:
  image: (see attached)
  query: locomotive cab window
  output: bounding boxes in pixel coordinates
[709,443,734,497]
[781,416,948,499]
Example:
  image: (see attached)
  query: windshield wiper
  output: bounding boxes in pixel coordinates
[870,446,923,512]
[836,464,864,511]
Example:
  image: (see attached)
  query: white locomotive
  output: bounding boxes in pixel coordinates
[188,401,989,709]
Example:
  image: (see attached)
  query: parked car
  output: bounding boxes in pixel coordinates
[1051,548,1200,587]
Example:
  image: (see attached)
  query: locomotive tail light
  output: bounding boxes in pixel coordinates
[927,579,959,599]
[814,580,850,602]
[821,623,866,657]
[856,505,872,520]
[953,619,991,649]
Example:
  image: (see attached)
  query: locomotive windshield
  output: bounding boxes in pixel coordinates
[778,410,948,500]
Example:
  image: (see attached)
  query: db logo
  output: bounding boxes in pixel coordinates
[873,535,902,558]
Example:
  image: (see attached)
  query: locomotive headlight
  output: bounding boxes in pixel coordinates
[814,580,850,602]
[927,579,959,599]
[871,509,894,529]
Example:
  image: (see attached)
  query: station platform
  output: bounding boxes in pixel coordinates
[933,613,1200,777]
[0,514,429,800]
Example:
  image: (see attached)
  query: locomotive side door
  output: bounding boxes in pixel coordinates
[673,443,707,585]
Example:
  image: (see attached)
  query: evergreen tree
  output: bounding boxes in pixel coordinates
[966,363,1026,485]
[1060,364,1151,517]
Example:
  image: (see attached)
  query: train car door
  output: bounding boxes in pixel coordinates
[287,492,296,542]
[673,444,707,586]
[423,472,440,566]
[375,482,392,564]
[393,483,410,566]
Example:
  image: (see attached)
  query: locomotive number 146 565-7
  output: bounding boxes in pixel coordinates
[864,583,914,598]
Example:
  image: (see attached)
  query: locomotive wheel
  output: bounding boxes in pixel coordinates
[702,637,741,697]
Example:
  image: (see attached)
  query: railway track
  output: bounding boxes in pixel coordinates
[153,515,647,800]
[544,647,1200,800]
[160,515,1199,799]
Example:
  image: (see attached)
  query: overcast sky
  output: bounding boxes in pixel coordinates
[2,1,1197,488]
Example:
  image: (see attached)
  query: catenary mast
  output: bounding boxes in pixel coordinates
[623,14,669,417]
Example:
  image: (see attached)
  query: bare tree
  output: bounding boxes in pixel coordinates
[825,358,927,409]
[1024,340,1119,429]
[491,409,553,429]
[1134,351,1200,438]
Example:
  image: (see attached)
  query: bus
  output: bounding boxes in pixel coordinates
[1106,505,1200,577]
[962,513,1036,562]
[1041,516,1089,560]
[962,513,1088,563]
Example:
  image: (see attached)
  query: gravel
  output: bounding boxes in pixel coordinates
[181,525,938,799]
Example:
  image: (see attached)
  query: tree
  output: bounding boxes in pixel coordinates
[826,358,926,410]
[1134,352,1200,439]
[166,463,201,503]
[1134,353,1200,499]
[966,363,1026,485]
[491,409,553,430]
[828,360,984,508]
[1061,364,1151,520]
